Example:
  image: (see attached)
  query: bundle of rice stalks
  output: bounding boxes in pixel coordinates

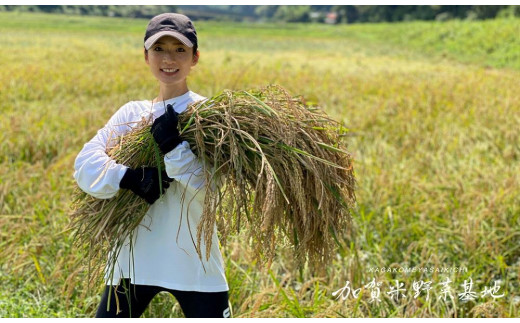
[70,84,355,284]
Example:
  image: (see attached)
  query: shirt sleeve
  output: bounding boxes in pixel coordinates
[73,103,136,199]
[163,141,207,200]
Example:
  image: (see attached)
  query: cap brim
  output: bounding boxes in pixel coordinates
[144,30,194,50]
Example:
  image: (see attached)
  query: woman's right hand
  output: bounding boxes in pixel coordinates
[119,167,174,204]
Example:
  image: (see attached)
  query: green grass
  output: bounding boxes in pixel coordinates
[338,18,520,70]
[1,11,519,317]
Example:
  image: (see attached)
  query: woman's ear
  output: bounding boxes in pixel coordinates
[144,48,149,65]
[192,50,200,66]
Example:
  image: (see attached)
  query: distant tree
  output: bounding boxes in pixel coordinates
[332,5,359,23]
[469,5,507,19]
[356,6,395,23]
[14,5,40,12]
[497,5,520,18]
[255,5,279,20]
[228,5,257,17]
[345,6,360,23]
[437,5,471,19]
[514,5,520,16]
[411,6,439,20]
[273,5,311,22]
[37,5,60,13]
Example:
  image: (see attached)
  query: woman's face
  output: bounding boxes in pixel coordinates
[145,36,199,89]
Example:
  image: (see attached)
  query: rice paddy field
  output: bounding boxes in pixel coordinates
[1,11,519,317]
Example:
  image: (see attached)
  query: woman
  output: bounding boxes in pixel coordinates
[73,13,231,318]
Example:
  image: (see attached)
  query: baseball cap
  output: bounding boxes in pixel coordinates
[144,13,197,50]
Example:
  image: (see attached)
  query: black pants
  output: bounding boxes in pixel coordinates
[95,278,231,318]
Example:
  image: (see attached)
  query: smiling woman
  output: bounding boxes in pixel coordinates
[72,13,231,318]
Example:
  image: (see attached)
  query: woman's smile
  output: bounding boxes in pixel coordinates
[160,68,180,76]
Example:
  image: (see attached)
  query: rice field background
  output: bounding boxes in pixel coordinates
[1,11,519,317]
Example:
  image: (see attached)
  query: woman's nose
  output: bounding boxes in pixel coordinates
[163,52,176,63]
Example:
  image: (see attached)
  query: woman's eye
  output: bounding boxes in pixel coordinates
[153,46,163,51]
[176,48,186,52]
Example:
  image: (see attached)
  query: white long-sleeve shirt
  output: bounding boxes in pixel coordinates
[73,91,229,292]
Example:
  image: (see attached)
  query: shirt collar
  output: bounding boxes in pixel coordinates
[151,91,192,114]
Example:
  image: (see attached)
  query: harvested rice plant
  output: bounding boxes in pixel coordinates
[1,12,519,317]
[70,86,355,288]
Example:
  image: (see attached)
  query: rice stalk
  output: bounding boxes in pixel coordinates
[70,84,356,286]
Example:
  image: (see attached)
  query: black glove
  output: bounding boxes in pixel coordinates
[151,104,183,154]
[119,167,173,204]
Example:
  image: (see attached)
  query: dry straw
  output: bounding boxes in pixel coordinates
[70,85,356,285]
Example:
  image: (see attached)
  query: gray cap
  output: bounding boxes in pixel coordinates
[144,13,197,50]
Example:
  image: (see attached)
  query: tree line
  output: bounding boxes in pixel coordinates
[1,5,519,23]
[0,5,179,19]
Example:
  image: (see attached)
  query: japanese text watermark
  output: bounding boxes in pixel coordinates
[367,266,468,274]
[332,277,505,303]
